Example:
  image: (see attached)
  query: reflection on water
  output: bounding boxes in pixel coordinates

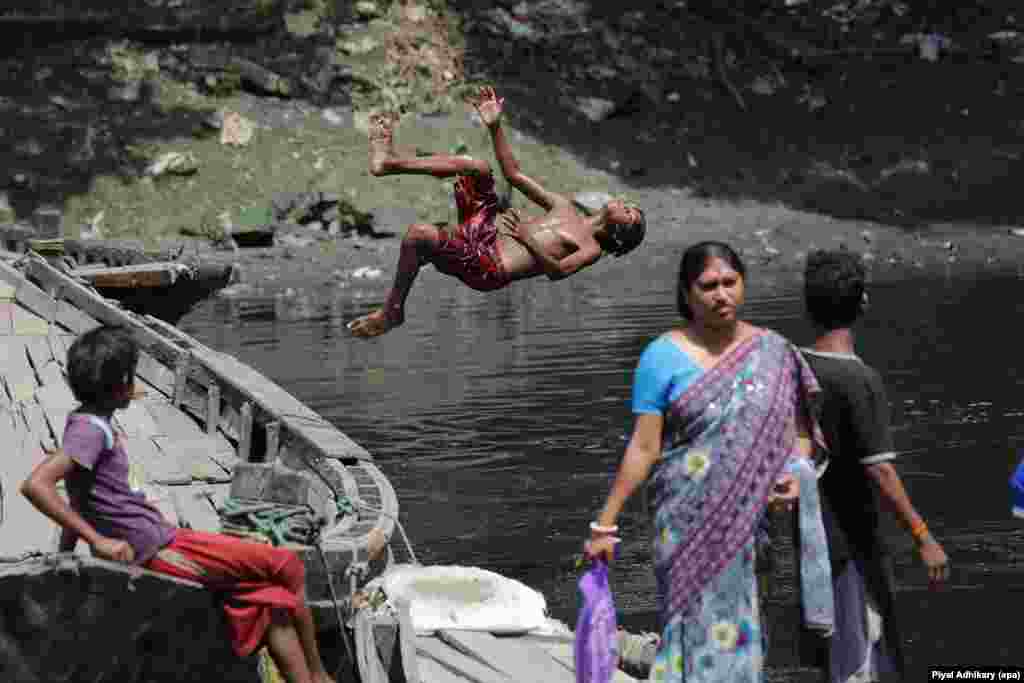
[181,260,1024,675]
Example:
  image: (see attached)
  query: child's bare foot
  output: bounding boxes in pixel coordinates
[347,308,403,338]
[368,113,398,177]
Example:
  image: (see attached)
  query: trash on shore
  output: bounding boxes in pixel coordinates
[145,151,198,177]
[220,110,255,146]
[352,266,383,279]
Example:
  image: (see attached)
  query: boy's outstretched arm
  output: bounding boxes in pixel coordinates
[20,451,134,563]
[471,86,568,211]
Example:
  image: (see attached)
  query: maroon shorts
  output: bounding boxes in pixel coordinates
[432,172,511,292]
[145,529,304,656]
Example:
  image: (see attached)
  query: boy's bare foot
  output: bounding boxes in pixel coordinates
[368,113,398,177]
[347,308,403,338]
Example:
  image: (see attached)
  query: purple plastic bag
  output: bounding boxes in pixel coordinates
[574,559,619,683]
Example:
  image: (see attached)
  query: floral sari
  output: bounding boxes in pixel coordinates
[648,330,833,682]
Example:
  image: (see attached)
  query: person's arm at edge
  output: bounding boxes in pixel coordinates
[20,450,134,562]
[865,460,947,581]
[597,413,663,526]
[486,120,569,211]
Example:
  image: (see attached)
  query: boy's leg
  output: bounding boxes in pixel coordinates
[368,114,490,178]
[265,608,315,683]
[347,222,442,338]
[292,603,333,681]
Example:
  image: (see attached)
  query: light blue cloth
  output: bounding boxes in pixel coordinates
[632,336,701,415]
[782,456,835,636]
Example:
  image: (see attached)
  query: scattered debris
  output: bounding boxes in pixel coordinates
[220,111,255,146]
[145,151,199,177]
[575,97,616,123]
[352,266,383,279]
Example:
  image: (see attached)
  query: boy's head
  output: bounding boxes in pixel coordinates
[597,199,646,257]
[804,249,868,330]
[67,326,140,411]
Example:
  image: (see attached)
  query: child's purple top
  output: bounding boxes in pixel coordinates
[63,413,176,564]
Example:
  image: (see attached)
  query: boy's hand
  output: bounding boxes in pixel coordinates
[918,536,949,586]
[91,536,135,564]
[583,534,620,565]
[470,86,504,128]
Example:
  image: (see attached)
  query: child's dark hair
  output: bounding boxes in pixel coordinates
[599,205,647,257]
[66,326,139,409]
[804,249,867,330]
[677,241,746,319]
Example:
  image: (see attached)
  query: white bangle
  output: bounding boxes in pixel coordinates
[590,522,619,534]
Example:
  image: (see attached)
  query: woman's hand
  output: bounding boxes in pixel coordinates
[767,473,799,513]
[584,534,620,564]
[470,86,505,128]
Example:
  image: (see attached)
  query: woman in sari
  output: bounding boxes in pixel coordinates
[585,241,833,682]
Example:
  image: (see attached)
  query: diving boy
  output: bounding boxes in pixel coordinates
[347,86,647,338]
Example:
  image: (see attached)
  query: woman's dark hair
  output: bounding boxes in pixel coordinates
[677,241,747,319]
[597,204,647,257]
[66,326,139,409]
[804,249,867,330]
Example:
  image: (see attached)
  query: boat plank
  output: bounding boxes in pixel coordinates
[0,339,37,403]
[416,636,511,683]
[142,396,206,440]
[20,401,54,452]
[524,638,643,683]
[171,484,228,533]
[12,305,50,336]
[55,299,100,335]
[0,301,14,334]
[136,351,176,399]
[73,263,182,288]
[436,630,576,683]
[36,382,78,446]
[114,399,161,439]
[0,260,56,322]
[125,435,192,486]
[152,436,233,483]
[23,336,62,387]
[0,414,59,556]
[416,655,471,683]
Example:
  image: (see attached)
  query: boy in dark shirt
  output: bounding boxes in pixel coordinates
[802,250,948,683]
[21,326,334,683]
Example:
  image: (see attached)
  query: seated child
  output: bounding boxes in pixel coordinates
[20,325,334,683]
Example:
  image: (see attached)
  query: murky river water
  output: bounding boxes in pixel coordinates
[180,255,1024,676]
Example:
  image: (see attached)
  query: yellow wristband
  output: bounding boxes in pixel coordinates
[910,520,929,541]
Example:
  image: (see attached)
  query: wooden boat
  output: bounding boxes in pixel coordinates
[0,252,398,681]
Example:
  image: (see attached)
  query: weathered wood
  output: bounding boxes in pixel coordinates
[172,484,228,533]
[125,435,192,487]
[415,656,468,683]
[73,263,185,289]
[35,383,78,446]
[173,355,190,406]
[416,636,511,683]
[152,436,232,484]
[436,631,575,683]
[12,305,50,336]
[264,421,280,465]
[206,382,220,436]
[47,333,73,368]
[142,397,206,441]
[239,401,253,462]
[396,599,423,683]
[136,351,176,399]
[0,301,14,335]
[0,260,56,324]
[0,340,37,403]
[0,414,59,556]
[114,399,161,439]
[55,299,100,335]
